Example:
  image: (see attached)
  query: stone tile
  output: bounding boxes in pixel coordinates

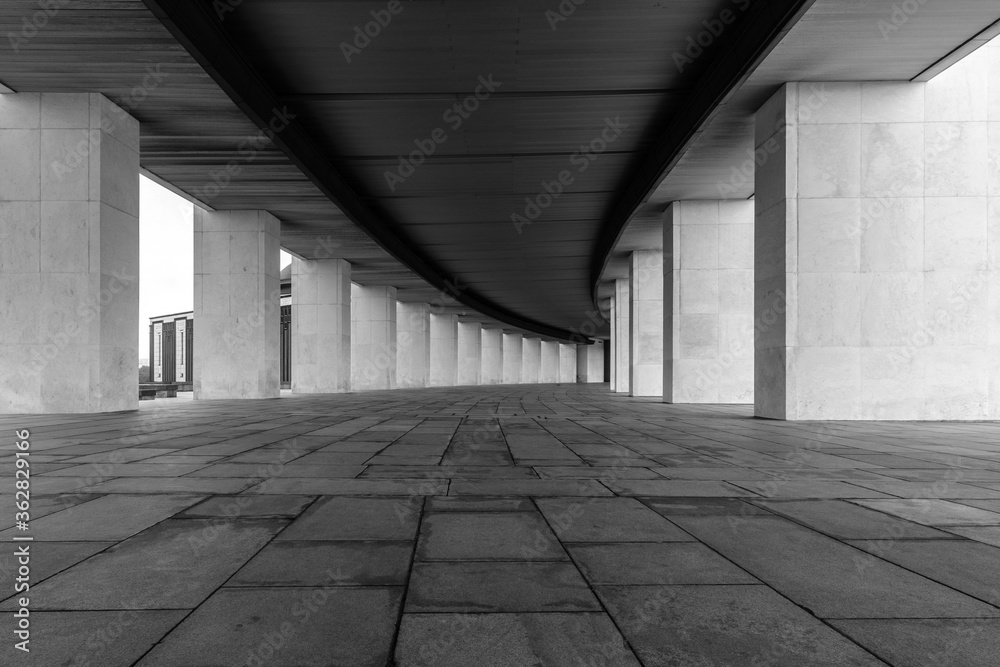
[830,619,1000,667]
[424,496,535,512]
[536,497,692,542]
[136,587,401,667]
[651,466,778,480]
[188,463,364,478]
[672,515,1000,618]
[599,585,887,667]
[732,480,894,498]
[569,542,756,585]
[448,479,612,496]
[534,466,662,479]
[43,462,210,477]
[603,479,756,497]
[755,499,954,539]
[941,526,1000,547]
[246,478,448,495]
[230,541,411,586]
[640,496,772,516]
[361,465,536,479]
[395,613,641,667]
[848,479,1000,498]
[416,512,565,560]
[852,498,1000,526]
[28,611,187,667]
[278,496,420,541]
[178,494,316,518]
[0,541,113,584]
[405,561,600,612]
[79,477,260,494]
[0,493,202,541]
[6,519,285,609]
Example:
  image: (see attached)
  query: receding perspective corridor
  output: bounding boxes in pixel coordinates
[3,384,1000,666]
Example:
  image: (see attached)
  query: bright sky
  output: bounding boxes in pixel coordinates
[138,176,292,361]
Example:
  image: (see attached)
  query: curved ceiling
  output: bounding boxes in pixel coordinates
[2,0,998,342]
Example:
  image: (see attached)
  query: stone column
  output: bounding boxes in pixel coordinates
[429,313,458,386]
[630,250,664,397]
[351,284,397,391]
[194,209,280,400]
[397,302,430,388]
[540,341,560,382]
[0,93,140,413]
[577,343,605,383]
[521,337,541,383]
[755,43,1000,420]
[457,321,482,385]
[481,328,504,384]
[614,279,630,393]
[291,258,350,393]
[502,333,523,384]
[559,343,577,383]
[664,201,754,403]
[609,298,618,390]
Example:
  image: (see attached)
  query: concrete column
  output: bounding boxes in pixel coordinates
[664,201,754,404]
[540,341,560,382]
[755,44,1000,420]
[457,321,482,385]
[630,250,664,397]
[291,258,350,394]
[577,343,605,383]
[351,284,397,391]
[522,337,541,383]
[481,328,504,384]
[397,302,430,388]
[609,298,618,390]
[502,333,523,384]
[0,93,139,413]
[559,343,577,383]
[614,280,630,393]
[194,209,280,399]
[430,313,458,386]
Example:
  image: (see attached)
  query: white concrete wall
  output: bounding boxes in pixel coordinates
[502,333,523,384]
[351,284,397,391]
[481,328,504,384]
[609,298,618,391]
[755,41,1000,419]
[0,93,140,413]
[429,313,458,386]
[629,250,664,397]
[664,200,754,404]
[522,337,541,383]
[292,257,351,393]
[195,209,281,400]
[457,321,482,385]
[559,343,577,383]
[577,343,605,383]
[397,302,430,388]
[540,340,560,382]
[614,279,630,393]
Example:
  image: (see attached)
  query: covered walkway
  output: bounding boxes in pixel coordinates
[3,384,1000,665]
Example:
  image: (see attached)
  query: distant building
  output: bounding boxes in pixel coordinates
[150,265,293,389]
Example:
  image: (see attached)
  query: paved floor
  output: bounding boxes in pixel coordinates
[3,384,1000,666]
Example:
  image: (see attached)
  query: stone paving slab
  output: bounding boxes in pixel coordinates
[27,611,187,667]
[851,499,1000,526]
[754,499,956,540]
[829,619,1000,667]
[177,494,316,518]
[603,479,758,497]
[568,542,758,585]
[536,497,693,542]
[277,496,420,541]
[447,479,612,496]
[230,541,412,586]
[416,512,565,560]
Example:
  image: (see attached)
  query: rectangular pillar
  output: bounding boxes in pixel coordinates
[429,313,458,387]
[397,302,430,388]
[351,284,397,391]
[609,298,618,390]
[522,337,541,384]
[577,343,605,383]
[755,60,1000,419]
[540,341,560,383]
[559,343,577,383]
[481,328,504,384]
[630,250,664,397]
[194,209,280,399]
[0,93,140,413]
[664,201,754,404]
[614,280,630,393]
[457,321,482,385]
[502,333,523,384]
[291,258,350,393]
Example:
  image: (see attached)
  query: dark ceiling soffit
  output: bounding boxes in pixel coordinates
[588,0,818,309]
[913,17,1000,81]
[141,0,587,343]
